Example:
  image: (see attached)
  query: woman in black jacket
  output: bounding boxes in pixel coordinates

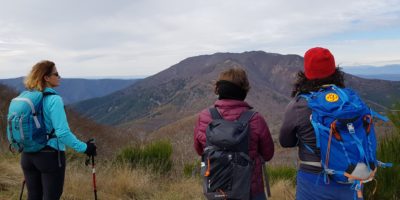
[279,47,361,200]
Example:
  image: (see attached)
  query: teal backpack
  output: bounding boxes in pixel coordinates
[7,90,55,152]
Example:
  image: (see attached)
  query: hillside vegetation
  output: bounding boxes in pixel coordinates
[73,51,400,136]
[0,84,18,151]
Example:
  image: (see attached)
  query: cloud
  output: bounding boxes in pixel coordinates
[0,0,399,78]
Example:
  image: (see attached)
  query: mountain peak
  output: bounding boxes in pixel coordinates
[73,52,400,135]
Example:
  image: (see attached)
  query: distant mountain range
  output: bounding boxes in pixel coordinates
[342,64,400,81]
[72,51,400,136]
[0,78,139,104]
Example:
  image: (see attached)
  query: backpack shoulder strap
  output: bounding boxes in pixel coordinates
[41,91,57,136]
[209,107,223,120]
[237,110,256,124]
[39,91,56,106]
[43,91,56,97]
[370,109,389,122]
[298,92,313,102]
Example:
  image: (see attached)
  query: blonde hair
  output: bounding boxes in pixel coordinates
[24,60,55,91]
[215,67,250,94]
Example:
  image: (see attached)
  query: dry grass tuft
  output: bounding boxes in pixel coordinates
[269,179,296,200]
[0,154,24,200]
[63,162,156,200]
[152,178,203,200]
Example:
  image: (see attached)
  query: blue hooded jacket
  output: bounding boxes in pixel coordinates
[43,87,87,152]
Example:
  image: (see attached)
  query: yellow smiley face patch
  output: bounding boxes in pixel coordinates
[325,93,339,102]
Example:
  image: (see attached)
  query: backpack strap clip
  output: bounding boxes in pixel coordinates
[377,160,393,168]
[46,129,56,140]
[347,123,355,134]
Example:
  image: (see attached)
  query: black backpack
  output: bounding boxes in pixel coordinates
[201,108,255,200]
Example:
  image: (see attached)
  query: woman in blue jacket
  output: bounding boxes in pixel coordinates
[21,60,97,200]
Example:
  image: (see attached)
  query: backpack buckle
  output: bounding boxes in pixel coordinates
[347,123,355,134]
[324,169,335,175]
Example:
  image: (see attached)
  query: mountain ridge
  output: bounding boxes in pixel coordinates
[0,78,139,104]
[342,64,400,81]
[72,51,400,136]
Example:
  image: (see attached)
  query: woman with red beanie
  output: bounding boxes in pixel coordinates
[279,47,363,199]
[194,67,274,200]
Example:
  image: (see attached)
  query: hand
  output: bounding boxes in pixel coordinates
[84,139,97,157]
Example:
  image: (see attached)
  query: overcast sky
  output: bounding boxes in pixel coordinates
[1,0,399,78]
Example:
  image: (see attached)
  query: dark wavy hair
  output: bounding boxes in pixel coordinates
[291,67,345,97]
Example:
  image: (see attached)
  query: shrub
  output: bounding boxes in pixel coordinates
[364,134,400,199]
[365,106,400,200]
[183,160,201,178]
[267,165,297,185]
[116,140,173,174]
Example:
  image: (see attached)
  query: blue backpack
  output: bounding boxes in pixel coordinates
[301,85,392,198]
[7,90,55,152]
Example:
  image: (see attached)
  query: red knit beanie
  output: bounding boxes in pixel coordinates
[304,47,336,80]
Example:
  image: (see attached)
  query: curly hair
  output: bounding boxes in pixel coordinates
[291,67,345,97]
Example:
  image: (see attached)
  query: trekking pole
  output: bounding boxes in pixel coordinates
[85,138,97,200]
[86,155,97,200]
[262,162,271,197]
[19,180,25,200]
[91,155,98,200]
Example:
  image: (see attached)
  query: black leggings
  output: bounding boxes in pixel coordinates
[21,148,66,200]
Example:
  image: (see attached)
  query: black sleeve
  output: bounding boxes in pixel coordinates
[279,99,299,147]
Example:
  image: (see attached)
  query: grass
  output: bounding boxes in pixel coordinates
[183,160,201,178]
[267,165,297,185]
[0,154,203,200]
[116,140,173,174]
[0,151,296,200]
[64,162,156,200]
[0,153,24,200]
[269,180,296,200]
[364,107,400,200]
[364,129,400,199]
